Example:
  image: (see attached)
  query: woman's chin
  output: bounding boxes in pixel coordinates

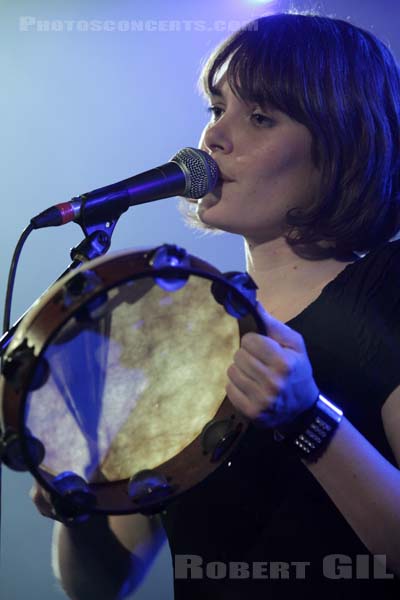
[197,204,241,235]
[196,197,220,222]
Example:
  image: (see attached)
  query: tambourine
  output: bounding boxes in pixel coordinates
[0,244,266,519]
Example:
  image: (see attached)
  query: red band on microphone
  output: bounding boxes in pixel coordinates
[56,202,76,225]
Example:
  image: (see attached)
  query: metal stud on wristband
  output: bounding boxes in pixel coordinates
[274,394,343,461]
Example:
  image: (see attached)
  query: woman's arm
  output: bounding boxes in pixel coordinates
[226,305,400,576]
[31,484,166,600]
[52,512,166,600]
[304,405,400,576]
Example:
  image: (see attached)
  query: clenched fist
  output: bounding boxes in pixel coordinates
[226,303,319,428]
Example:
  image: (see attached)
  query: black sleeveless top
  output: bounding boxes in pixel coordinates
[161,240,400,599]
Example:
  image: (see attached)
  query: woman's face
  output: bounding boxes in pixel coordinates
[197,79,320,244]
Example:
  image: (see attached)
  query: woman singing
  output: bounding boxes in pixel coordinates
[32,12,400,599]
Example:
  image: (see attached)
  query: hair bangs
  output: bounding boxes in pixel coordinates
[201,20,312,123]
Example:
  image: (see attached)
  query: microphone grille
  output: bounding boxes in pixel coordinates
[171,147,219,199]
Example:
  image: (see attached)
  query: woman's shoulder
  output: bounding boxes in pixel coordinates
[312,239,400,353]
[326,239,400,299]
[354,238,400,267]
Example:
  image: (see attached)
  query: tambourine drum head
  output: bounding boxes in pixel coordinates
[24,275,239,483]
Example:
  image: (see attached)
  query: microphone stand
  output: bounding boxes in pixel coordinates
[0,215,119,562]
[0,219,117,356]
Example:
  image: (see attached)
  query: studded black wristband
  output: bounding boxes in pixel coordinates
[274,394,343,461]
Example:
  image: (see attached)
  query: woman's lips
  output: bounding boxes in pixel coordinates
[214,178,233,190]
[212,177,234,195]
[198,179,232,210]
[218,173,235,183]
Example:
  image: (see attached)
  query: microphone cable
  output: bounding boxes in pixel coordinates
[2,223,34,336]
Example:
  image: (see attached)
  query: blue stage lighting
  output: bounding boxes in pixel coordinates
[247,0,275,4]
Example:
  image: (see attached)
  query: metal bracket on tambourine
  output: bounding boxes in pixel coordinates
[211,272,258,318]
[58,268,110,323]
[127,469,174,515]
[0,427,45,472]
[150,244,191,291]
[49,471,97,524]
[201,415,243,462]
[61,269,103,307]
[1,339,49,392]
[0,337,47,471]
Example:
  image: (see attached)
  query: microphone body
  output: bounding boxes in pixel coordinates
[31,148,218,229]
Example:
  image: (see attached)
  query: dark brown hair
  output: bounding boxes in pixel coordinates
[191,13,400,256]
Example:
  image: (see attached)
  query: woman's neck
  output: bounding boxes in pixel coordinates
[244,237,356,322]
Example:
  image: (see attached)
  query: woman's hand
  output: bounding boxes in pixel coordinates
[226,303,319,428]
[30,482,59,520]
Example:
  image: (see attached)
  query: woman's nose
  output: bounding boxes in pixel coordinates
[202,118,234,154]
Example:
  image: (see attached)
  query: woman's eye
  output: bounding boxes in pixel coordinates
[251,113,275,127]
[206,105,223,121]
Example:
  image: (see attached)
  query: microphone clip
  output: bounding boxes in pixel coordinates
[70,230,112,264]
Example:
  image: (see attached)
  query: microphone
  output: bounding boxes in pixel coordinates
[30,148,219,229]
